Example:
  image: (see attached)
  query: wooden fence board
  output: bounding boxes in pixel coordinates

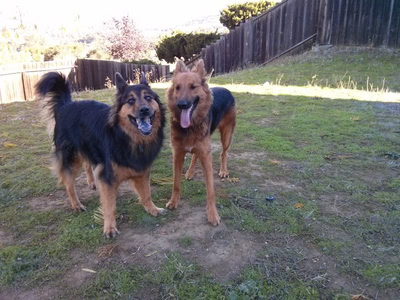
[0,59,169,103]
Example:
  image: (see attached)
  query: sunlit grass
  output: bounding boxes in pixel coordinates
[152,82,400,103]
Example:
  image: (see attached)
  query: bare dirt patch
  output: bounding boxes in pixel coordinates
[0,286,59,300]
[0,228,13,246]
[317,194,363,219]
[107,202,262,282]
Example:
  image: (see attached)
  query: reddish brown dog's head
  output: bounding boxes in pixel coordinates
[109,73,164,141]
[167,59,212,128]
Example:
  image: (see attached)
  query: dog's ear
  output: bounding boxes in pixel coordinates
[115,72,127,93]
[174,60,188,75]
[191,59,207,79]
[140,71,149,86]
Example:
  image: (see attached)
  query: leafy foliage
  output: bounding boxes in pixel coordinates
[155,31,220,63]
[104,15,150,61]
[219,1,276,30]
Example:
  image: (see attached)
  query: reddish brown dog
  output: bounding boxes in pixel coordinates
[166,59,236,225]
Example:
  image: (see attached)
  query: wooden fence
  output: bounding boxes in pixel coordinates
[74,59,170,92]
[0,60,75,104]
[318,0,399,47]
[0,59,170,104]
[193,0,400,75]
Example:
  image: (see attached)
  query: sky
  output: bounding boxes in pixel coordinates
[0,0,251,34]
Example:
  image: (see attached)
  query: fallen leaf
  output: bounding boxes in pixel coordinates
[294,203,304,209]
[350,116,360,121]
[268,159,281,165]
[151,177,174,185]
[82,268,97,273]
[3,142,17,149]
[272,110,280,116]
[351,294,369,300]
[93,206,104,224]
[145,250,158,257]
[228,177,240,183]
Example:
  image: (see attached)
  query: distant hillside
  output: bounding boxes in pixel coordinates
[144,14,228,40]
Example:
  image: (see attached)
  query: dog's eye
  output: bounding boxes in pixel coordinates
[176,85,180,91]
[127,98,135,105]
[190,84,197,90]
[144,95,152,101]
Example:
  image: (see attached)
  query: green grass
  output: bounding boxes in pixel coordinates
[79,265,148,298]
[211,47,400,92]
[1,47,399,298]
[362,263,400,288]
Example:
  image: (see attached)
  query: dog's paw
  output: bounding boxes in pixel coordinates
[146,206,167,216]
[103,227,120,239]
[72,203,86,212]
[218,169,229,178]
[208,214,221,226]
[207,209,221,226]
[166,199,179,209]
[185,170,195,180]
[157,207,167,215]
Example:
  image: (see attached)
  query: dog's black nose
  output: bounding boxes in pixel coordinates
[177,100,190,110]
[139,106,150,115]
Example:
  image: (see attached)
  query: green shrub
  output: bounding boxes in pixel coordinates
[155,31,220,63]
[219,1,276,30]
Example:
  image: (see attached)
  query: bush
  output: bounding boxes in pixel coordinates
[155,32,220,63]
[219,1,276,30]
[124,58,158,65]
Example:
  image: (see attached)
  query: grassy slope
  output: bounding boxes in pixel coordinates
[1,47,399,298]
[212,47,400,92]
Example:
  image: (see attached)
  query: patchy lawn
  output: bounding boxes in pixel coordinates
[1,48,399,299]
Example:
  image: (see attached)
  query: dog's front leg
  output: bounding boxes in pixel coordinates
[166,149,186,209]
[97,181,119,238]
[198,144,220,226]
[131,171,166,216]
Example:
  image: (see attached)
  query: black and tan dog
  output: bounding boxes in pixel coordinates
[166,59,236,225]
[36,72,165,237]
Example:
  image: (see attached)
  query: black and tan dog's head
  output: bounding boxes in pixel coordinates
[167,59,212,128]
[109,73,164,141]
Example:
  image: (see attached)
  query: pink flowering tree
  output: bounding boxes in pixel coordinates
[105,16,150,62]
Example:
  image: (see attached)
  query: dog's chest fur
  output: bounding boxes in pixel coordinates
[170,119,210,154]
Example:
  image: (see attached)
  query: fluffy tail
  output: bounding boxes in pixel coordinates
[35,72,72,134]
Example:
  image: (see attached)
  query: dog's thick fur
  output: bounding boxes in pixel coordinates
[166,60,236,225]
[36,72,165,237]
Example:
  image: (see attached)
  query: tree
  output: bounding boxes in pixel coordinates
[104,15,150,61]
[155,32,220,63]
[219,1,275,30]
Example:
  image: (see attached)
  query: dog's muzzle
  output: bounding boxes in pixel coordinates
[129,105,155,136]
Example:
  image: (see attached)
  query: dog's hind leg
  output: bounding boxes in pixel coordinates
[218,106,236,178]
[55,155,86,212]
[131,171,166,216]
[84,162,96,190]
[185,154,198,180]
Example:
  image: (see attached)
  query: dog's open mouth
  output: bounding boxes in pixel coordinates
[180,97,199,128]
[129,114,154,136]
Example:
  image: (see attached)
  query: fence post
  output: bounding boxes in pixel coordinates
[21,72,27,101]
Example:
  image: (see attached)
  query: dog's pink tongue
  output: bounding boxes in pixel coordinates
[180,109,191,128]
